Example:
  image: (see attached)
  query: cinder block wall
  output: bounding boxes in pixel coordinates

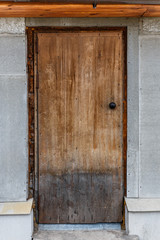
[0,18,28,202]
[139,18,160,198]
[0,16,160,214]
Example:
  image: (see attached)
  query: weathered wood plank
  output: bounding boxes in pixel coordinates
[1,2,160,17]
[38,30,124,223]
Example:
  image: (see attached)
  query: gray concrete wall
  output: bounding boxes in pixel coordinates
[139,18,160,198]
[1,17,160,202]
[1,16,160,240]
[0,210,33,240]
[0,18,28,201]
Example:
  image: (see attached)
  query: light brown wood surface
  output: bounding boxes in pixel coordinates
[1,2,160,17]
[38,30,124,223]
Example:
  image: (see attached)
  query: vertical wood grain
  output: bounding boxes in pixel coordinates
[38,30,125,223]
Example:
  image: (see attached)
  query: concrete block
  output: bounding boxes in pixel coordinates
[0,36,26,74]
[128,212,160,240]
[139,149,160,197]
[0,210,33,240]
[127,22,139,198]
[125,198,160,212]
[33,230,138,240]
[140,124,160,151]
[0,199,33,215]
[0,18,25,34]
[140,92,160,125]
[126,198,160,240]
[140,18,160,34]
[26,17,137,27]
[0,75,28,201]
[140,36,160,87]
[127,148,139,197]
[139,35,160,197]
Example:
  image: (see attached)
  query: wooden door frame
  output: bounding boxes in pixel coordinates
[27,26,127,225]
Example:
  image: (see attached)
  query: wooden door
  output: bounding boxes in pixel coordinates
[37,29,125,223]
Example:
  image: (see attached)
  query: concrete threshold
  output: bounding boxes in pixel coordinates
[33,230,139,240]
[38,223,121,231]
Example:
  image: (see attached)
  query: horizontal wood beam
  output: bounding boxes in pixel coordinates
[1,2,160,17]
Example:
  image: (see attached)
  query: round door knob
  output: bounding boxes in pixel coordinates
[109,102,116,109]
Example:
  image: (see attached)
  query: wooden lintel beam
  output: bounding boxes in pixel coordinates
[1,2,160,17]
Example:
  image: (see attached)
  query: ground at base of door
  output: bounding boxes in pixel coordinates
[33,230,139,240]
